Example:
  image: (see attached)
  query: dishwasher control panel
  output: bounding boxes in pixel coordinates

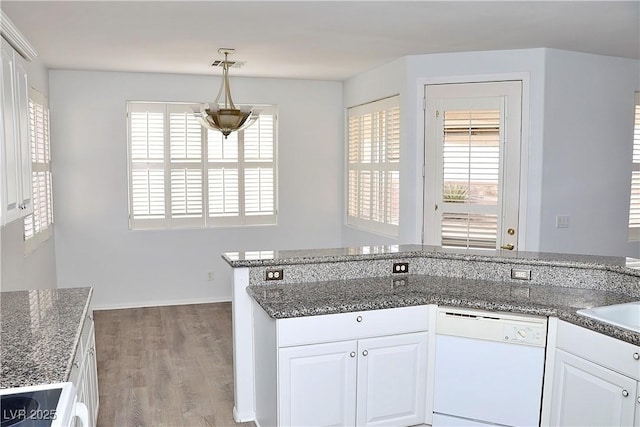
[436,307,548,347]
[503,323,546,346]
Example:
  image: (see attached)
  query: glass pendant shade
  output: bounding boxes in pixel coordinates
[195,49,256,138]
[197,105,257,138]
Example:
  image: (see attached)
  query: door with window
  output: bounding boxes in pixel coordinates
[424,81,522,250]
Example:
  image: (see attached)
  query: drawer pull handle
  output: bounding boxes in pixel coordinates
[362,350,368,356]
[633,352,639,360]
[356,316,363,323]
[350,352,356,358]
[622,389,629,397]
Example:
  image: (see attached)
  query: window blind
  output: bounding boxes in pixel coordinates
[629,92,640,240]
[128,102,277,229]
[347,96,400,236]
[24,88,53,252]
[441,108,501,249]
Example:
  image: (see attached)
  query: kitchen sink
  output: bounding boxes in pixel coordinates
[577,301,640,333]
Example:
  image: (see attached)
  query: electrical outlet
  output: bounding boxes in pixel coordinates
[392,262,409,274]
[265,268,284,281]
[207,272,214,281]
[511,268,532,281]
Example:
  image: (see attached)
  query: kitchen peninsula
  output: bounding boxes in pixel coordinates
[223,245,640,426]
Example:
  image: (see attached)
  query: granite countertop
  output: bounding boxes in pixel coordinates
[223,244,640,277]
[248,275,640,346]
[0,287,93,389]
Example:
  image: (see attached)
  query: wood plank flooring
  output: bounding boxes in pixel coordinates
[94,302,255,427]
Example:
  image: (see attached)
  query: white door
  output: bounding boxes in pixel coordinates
[356,332,428,427]
[424,81,522,250]
[278,340,357,427]
[549,349,636,426]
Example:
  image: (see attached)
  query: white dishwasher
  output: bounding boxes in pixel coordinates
[432,307,547,427]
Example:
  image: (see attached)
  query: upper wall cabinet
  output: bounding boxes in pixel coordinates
[0,12,37,227]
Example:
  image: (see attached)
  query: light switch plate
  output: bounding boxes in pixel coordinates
[556,215,570,228]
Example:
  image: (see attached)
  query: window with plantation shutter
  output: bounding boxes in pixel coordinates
[347,96,400,236]
[24,88,53,252]
[127,102,277,229]
[629,92,640,241]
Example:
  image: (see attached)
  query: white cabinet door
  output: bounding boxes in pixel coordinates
[550,349,636,426]
[1,40,20,224]
[636,382,640,426]
[279,340,357,427]
[13,52,31,216]
[0,39,31,225]
[83,321,99,427]
[356,332,428,427]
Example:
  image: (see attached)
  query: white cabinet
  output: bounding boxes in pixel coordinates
[278,332,428,427]
[0,37,32,226]
[254,304,431,427]
[69,312,100,427]
[548,320,640,426]
[279,340,357,426]
[550,349,636,426]
[355,333,428,426]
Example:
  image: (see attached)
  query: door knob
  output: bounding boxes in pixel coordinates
[507,228,515,235]
[500,244,514,250]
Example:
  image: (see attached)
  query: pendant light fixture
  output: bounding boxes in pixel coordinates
[195,48,256,138]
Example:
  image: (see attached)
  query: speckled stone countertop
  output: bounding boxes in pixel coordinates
[223,244,640,277]
[0,287,93,389]
[248,275,640,346]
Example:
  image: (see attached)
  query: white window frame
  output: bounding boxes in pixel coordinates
[24,87,53,253]
[127,102,277,230]
[629,92,640,241]
[346,95,400,237]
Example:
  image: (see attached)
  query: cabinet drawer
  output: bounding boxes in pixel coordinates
[277,305,430,347]
[557,320,640,380]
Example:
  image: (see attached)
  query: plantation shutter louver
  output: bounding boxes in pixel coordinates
[24,88,53,251]
[128,102,276,229]
[629,92,640,240]
[347,96,400,236]
[438,98,503,249]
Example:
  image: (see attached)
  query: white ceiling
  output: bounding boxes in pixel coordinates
[2,1,639,81]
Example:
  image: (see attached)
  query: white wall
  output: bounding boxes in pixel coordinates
[50,70,343,308]
[342,48,640,258]
[540,49,640,257]
[1,54,57,291]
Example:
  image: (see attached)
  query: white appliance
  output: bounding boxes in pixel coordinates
[432,307,548,427]
[0,382,89,427]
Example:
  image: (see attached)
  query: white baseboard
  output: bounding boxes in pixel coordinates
[93,295,231,311]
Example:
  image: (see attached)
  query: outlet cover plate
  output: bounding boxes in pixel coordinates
[392,262,409,274]
[265,268,284,281]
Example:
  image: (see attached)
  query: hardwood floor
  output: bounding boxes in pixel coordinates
[94,302,255,427]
